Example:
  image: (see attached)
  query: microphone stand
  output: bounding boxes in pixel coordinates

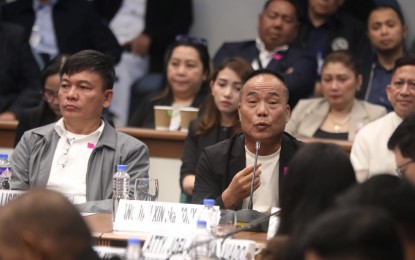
[236,141,267,232]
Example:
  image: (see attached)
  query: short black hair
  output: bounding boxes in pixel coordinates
[337,174,415,241]
[369,4,405,26]
[41,54,69,87]
[60,50,115,90]
[392,56,415,75]
[277,143,356,236]
[297,206,404,260]
[262,0,300,22]
[388,112,415,160]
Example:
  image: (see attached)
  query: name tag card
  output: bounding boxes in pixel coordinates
[0,190,26,206]
[219,239,256,260]
[141,233,256,260]
[142,233,193,259]
[113,200,208,233]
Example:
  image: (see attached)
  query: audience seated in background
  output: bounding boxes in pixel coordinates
[292,0,371,73]
[213,0,317,109]
[277,142,356,236]
[0,0,122,69]
[285,50,386,141]
[93,0,193,126]
[0,21,42,121]
[180,57,253,203]
[337,174,415,260]
[388,112,415,183]
[129,36,211,129]
[192,69,302,213]
[11,50,149,213]
[357,5,407,112]
[351,56,415,182]
[14,54,68,146]
[0,189,102,260]
[291,207,404,260]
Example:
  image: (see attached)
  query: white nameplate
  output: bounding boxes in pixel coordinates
[142,233,256,260]
[0,190,26,206]
[219,239,256,260]
[142,233,193,259]
[113,200,215,233]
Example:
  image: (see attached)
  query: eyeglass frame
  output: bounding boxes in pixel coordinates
[395,159,415,177]
[42,89,59,103]
[57,137,75,168]
[175,35,208,46]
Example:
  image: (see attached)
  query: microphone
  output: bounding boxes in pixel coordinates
[248,141,261,210]
[236,141,266,232]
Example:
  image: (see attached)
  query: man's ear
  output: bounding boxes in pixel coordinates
[103,89,113,108]
[285,104,291,123]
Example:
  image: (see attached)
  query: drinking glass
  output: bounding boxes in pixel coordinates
[215,209,237,237]
[134,178,159,201]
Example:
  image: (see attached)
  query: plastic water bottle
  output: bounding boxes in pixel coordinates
[191,220,217,259]
[198,199,219,233]
[112,164,130,222]
[0,154,11,190]
[125,238,143,260]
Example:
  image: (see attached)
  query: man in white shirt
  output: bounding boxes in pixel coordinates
[351,56,415,182]
[12,50,149,212]
[193,69,302,213]
[388,112,415,184]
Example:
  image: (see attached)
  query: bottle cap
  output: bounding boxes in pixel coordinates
[128,238,141,245]
[203,199,215,206]
[197,220,207,227]
[117,165,127,171]
[0,154,8,159]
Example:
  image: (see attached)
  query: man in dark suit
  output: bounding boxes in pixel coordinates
[0,21,42,121]
[193,69,302,213]
[0,0,122,68]
[214,0,317,109]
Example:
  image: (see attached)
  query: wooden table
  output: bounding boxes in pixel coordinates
[112,128,187,159]
[84,213,267,248]
[0,120,18,148]
[1,121,352,157]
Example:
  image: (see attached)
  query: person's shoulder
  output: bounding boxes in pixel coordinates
[282,131,303,147]
[356,100,387,114]
[335,11,364,26]
[204,132,243,153]
[117,131,148,148]
[356,112,391,136]
[20,122,56,141]
[296,98,325,107]
[219,40,256,50]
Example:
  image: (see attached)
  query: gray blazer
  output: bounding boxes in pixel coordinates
[285,98,387,141]
[11,120,149,212]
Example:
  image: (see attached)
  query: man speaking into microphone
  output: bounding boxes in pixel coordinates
[192,69,301,213]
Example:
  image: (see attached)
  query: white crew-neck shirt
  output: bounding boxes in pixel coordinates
[242,146,280,213]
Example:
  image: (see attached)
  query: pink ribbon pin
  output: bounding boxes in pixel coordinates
[87,143,95,149]
[274,53,282,60]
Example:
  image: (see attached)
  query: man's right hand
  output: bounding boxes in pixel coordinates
[221,163,262,209]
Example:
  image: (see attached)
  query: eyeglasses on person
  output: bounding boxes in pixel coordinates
[396,159,415,177]
[42,89,59,102]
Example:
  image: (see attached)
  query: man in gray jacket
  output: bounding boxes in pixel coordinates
[12,50,149,213]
